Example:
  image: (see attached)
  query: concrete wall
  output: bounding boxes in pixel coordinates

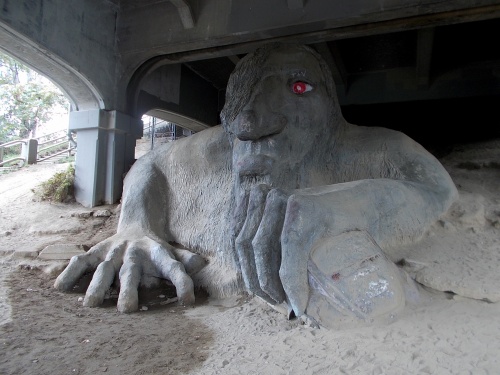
[136,64,219,127]
[117,0,500,97]
[0,0,119,110]
[2,0,498,113]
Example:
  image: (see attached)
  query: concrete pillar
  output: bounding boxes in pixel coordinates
[22,139,38,165]
[69,109,143,208]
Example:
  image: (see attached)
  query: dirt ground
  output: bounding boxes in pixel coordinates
[0,138,499,375]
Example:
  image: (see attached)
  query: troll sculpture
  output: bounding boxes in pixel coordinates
[55,43,458,327]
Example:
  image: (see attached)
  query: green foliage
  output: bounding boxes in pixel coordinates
[0,52,69,144]
[55,155,76,164]
[35,164,76,203]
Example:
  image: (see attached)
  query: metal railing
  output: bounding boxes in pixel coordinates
[0,139,28,168]
[143,118,175,151]
[143,117,193,151]
[144,118,175,138]
[0,130,77,169]
[36,130,76,163]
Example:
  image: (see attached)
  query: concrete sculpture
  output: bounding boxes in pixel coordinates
[55,43,458,327]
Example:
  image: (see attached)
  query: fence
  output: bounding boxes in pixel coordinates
[143,117,194,150]
[143,118,176,140]
[0,130,76,170]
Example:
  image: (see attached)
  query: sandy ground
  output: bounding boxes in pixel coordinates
[0,138,499,375]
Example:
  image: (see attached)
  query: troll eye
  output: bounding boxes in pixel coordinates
[291,81,313,94]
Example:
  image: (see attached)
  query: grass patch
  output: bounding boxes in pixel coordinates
[34,164,75,203]
[55,154,76,164]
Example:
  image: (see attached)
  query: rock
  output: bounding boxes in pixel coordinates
[71,211,93,218]
[12,249,40,259]
[29,217,85,235]
[93,209,111,217]
[38,244,86,260]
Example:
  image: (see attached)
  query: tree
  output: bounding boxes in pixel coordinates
[0,52,69,144]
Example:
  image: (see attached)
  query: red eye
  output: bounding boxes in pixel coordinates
[292,81,313,94]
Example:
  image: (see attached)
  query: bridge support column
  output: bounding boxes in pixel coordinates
[69,109,143,208]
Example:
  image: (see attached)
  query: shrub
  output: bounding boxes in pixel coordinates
[35,164,75,202]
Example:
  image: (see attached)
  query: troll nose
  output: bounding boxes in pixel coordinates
[233,110,287,141]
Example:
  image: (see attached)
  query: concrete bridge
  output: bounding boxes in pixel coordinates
[1,0,499,206]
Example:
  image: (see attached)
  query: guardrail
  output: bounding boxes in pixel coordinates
[143,118,192,147]
[0,130,77,169]
[0,139,28,168]
[36,130,76,163]
[143,118,175,140]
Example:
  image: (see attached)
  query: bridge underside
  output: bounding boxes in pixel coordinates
[0,1,499,206]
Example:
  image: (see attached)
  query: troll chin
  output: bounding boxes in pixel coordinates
[234,152,296,192]
[235,154,275,177]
